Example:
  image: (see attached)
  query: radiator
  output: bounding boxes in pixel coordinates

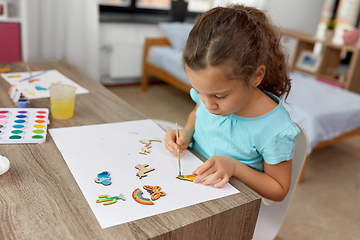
[110,43,143,79]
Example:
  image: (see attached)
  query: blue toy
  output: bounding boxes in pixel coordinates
[94,171,111,186]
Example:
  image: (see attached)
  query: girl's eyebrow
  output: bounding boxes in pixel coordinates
[191,85,229,96]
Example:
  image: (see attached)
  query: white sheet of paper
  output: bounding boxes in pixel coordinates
[49,119,239,229]
[1,69,89,99]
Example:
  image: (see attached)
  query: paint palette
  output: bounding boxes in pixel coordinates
[0,108,49,144]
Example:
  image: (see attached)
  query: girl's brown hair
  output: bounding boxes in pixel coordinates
[183,4,291,99]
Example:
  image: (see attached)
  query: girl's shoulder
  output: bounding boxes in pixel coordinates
[235,91,297,136]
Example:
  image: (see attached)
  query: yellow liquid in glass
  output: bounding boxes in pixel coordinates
[50,98,75,119]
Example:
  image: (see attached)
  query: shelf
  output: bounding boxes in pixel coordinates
[316,76,345,89]
[317,73,345,85]
[0,18,21,23]
[282,29,360,94]
[283,29,360,51]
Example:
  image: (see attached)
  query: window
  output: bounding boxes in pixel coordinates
[188,0,211,12]
[99,0,211,17]
[137,0,171,10]
[99,0,131,8]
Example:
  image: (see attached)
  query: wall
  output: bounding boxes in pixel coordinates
[101,0,326,84]
[212,0,325,35]
[262,0,325,35]
[212,0,265,8]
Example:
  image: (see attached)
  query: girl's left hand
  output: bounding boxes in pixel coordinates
[192,155,238,188]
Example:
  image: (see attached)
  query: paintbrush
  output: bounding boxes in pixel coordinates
[176,123,182,176]
[25,64,32,80]
[19,70,47,82]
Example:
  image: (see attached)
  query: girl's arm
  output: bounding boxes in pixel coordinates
[193,156,292,201]
[235,160,292,201]
[164,104,198,155]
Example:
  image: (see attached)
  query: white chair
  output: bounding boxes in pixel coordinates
[252,124,309,240]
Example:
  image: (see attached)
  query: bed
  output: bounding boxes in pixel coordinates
[141,36,360,183]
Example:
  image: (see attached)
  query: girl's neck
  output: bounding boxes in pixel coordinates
[234,88,278,118]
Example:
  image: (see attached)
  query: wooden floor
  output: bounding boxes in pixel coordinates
[107,83,360,240]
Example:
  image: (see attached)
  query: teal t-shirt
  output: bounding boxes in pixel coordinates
[190,88,300,172]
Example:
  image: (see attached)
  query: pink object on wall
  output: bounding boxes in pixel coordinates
[0,22,21,63]
[343,28,359,45]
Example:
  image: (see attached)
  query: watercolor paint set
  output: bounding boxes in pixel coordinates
[0,108,49,144]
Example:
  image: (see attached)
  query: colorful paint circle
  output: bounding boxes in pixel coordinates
[13,125,25,129]
[36,115,46,118]
[14,119,26,123]
[33,130,44,134]
[0,115,7,118]
[32,135,44,139]
[37,111,47,114]
[0,124,4,129]
[11,130,24,134]
[9,135,22,139]
[17,111,27,113]
[0,119,5,124]
[35,120,45,123]
[0,111,9,114]
[33,124,45,129]
[16,115,27,118]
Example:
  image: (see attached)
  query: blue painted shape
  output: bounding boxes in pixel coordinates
[35,86,47,90]
[94,171,111,186]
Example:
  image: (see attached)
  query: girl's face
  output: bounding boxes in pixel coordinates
[185,65,257,117]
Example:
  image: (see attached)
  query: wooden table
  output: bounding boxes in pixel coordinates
[0,62,261,240]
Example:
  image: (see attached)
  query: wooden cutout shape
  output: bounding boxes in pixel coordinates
[143,185,166,201]
[96,194,125,205]
[94,171,111,186]
[132,188,154,205]
[139,138,161,155]
[176,174,197,182]
[135,164,155,179]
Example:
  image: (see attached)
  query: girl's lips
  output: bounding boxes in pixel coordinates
[209,110,220,115]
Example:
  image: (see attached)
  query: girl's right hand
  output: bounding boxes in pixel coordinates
[164,129,192,156]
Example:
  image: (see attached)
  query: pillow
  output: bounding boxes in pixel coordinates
[158,22,194,51]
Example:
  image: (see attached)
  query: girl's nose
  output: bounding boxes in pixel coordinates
[204,98,218,111]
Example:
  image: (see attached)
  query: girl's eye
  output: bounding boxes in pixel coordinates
[215,95,225,99]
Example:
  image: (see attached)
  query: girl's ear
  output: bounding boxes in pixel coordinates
[251,65,266,87]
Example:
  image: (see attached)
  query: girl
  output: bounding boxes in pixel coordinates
[164,4,300,202]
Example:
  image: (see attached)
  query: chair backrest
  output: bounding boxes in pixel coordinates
[252,124,309,240]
